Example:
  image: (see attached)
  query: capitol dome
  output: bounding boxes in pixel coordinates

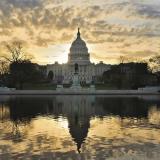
[68,28,90,65]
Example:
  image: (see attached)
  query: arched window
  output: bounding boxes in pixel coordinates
[48,70,54,81]
[75,63,79,73]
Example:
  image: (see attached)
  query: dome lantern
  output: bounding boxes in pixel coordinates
[77,28,80,38]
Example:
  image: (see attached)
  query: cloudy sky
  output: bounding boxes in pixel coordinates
[0,0,160,64]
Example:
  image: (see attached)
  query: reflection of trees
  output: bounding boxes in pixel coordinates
[96,97,152,118]
[4,96,158,121]
[8,96,57,122]
[0,97,58,143]
[148,106,160,125]
[0,96,160,152]
[0,103,10,121]
[11,120,23,142]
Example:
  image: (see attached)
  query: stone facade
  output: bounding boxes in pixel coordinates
[47,28,110,84]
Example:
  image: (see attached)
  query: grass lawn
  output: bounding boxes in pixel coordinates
[95,84,118,90]
[23,83,57,90]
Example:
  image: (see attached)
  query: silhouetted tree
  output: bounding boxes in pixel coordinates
[119,56,129,64]
[10,60,44,89]
[149,55,160,72]
[0,58,9,75]
[103,63,156,89]
[2,41,32,63]
[1,42,45,88]
[10,60,30,89]
[0,58,9,86]
[149,55,160,84]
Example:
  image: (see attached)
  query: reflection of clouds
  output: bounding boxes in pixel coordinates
[0,96,160,159]
[89,116,160,144]
[148,106,160,125]
[86,117,160,159]
[0,104,10,120]
[1,115,160,159]
[0,117,77,158]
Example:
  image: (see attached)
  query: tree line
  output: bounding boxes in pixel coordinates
[0,42,46,89]
[103,56,160,89]
[0,42,160,89]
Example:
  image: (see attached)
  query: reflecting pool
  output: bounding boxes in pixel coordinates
[0,95,160,160]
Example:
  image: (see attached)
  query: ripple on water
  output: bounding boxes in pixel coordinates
[0,95,160,159]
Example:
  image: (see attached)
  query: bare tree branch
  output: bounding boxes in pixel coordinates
[4,41,27,63]
[0,58,9,75]
[149,55,160,72]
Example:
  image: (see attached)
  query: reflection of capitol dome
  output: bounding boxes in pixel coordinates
[68,28,90,65]
[68,114,90,153]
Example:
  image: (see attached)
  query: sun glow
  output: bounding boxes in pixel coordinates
[58,117,69,129]
[29,43,71,64]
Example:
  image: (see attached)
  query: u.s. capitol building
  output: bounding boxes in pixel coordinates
[47,29,110,84]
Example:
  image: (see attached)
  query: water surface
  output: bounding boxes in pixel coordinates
[0,95,160,160]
